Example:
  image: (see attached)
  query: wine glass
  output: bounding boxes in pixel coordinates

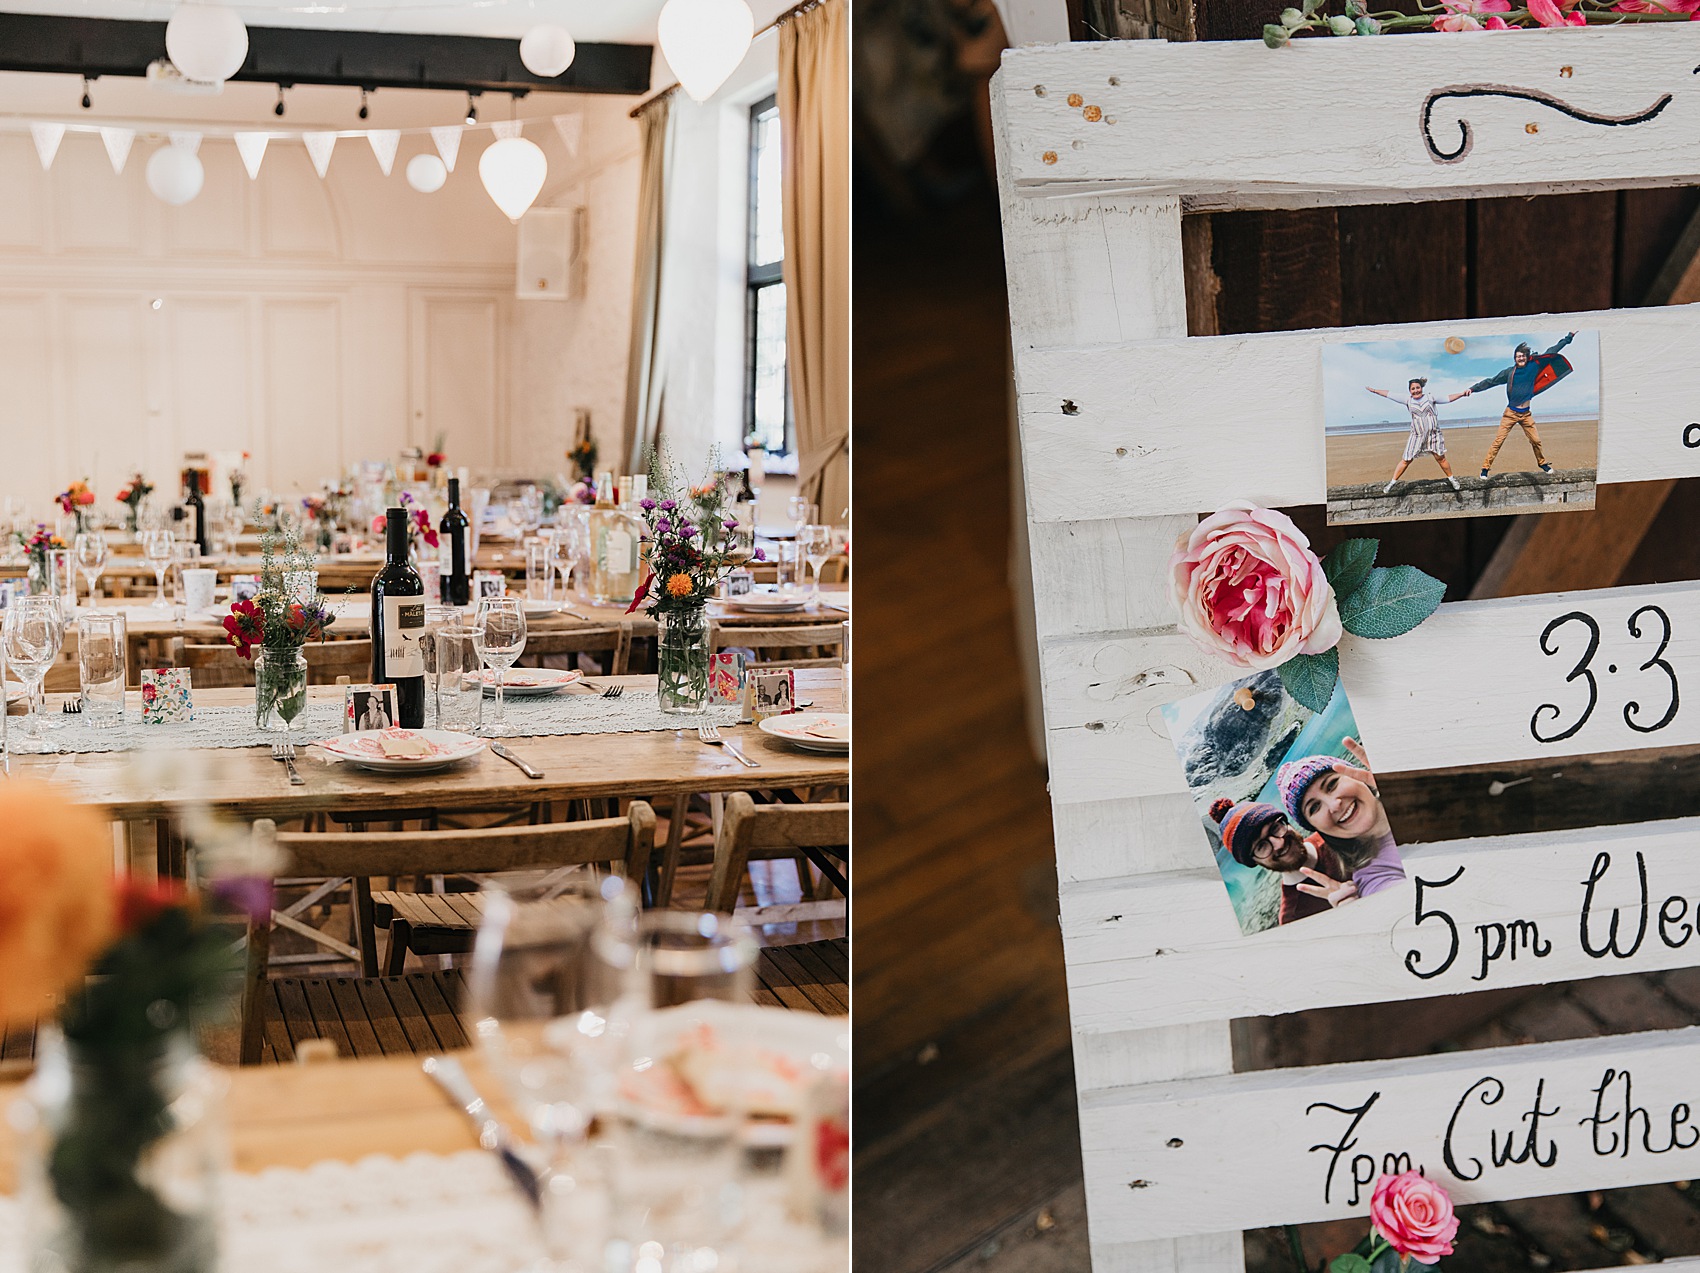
[467,873,637,1263]
[787,495,817,533]
[141,529,173,609]
[472,597,526,734]
[73,531,107,605]
[4,596,63,739]
[799,523,833,607]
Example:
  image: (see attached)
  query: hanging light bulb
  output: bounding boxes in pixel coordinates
[81,77,92,110]
[146,144,204,205]
[478,136,546,222]
[519,25,577,77]
[465,93,479,125]
[657,0,754,102]
[274,85,288,117]
[165,2,249,84]
[358,87,370,120]
[406,153,448,193]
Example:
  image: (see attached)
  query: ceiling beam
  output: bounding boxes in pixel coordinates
[0,12,652,96]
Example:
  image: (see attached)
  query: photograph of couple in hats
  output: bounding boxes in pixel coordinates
[1162,669,1405,936]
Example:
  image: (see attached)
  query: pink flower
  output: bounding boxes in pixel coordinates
[1527,0,1584,23]
[1484,14,1513,25]
[1614,0,1699,12]
[1371,1172,1459,1264]
[1432,12,1481,28]
[1168,502,1341,670]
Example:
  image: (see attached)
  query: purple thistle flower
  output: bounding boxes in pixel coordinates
[640,498,657,511]
[659,499,677,512]
[723,518,739,530]
[680,524,696,538]
[753,548,767,562]
[656,517,672,533]
[210,875,275,924]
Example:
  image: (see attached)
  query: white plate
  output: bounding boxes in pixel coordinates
[758,713,849,753]
[720,590,808,613]
[317,728,486,773]
[473,667,583,697]
[522,600,561,618]
[608,1000,847,1145]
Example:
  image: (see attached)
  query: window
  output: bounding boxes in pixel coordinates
[745,94,791,457]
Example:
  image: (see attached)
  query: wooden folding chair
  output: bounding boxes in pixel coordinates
[165,637,253,687]
[705,791,848,919]
[709,622,844,671]
[520,625,632,676]
[239,803,656,1064]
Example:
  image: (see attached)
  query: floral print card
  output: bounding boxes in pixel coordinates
[141,668,193,724]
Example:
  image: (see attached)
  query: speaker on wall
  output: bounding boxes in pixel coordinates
[516,206,587,301]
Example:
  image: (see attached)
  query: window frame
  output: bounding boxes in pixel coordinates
[744,93,792,458]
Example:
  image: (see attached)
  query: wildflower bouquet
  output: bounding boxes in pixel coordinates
[229,451,250,508]
[568,434,598,481]
[57,480,95,533]
[367,490,437,559]
[222,519,335,729]
[16,523,66,594]
[426,432,447,470]
[113,473,152,533]
[1266,0,1697,43]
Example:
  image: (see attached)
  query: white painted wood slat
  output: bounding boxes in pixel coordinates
[1015,305,1700,524]
[1081,1026,1700,1244]
[1043,578,1700,807]
[998,27,1700,206]
[1062,817,1700,1032]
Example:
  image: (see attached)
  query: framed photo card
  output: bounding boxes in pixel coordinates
[1322,329,1601,525]
[344,683,399,733]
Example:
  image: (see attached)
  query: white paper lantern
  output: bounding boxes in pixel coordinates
[657,0,754,103]
[146,145,204,205]
[406,152,448,193]
[520,25,577,78]
[165,3,249,84]
[478,137,547,222]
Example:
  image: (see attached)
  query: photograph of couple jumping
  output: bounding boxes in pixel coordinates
[1162,670,1404,936]
[1321,329,1601,526]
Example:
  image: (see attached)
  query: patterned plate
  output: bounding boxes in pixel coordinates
[317,728,486,773]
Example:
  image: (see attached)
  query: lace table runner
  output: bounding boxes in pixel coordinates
[7,692,741,755]
[0,1149,845,1273]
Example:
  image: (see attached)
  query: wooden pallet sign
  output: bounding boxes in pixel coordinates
[993,24,1700,1273]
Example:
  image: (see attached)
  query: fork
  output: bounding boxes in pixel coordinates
[271,741,305,786]
[583,680,622,699]
[697,722,758,768]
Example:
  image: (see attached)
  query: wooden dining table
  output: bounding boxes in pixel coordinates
[7,670,847,831]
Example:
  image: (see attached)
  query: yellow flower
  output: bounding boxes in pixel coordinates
[0,782,117,1027]
[666,573,694,597]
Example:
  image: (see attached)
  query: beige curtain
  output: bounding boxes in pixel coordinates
[779,0,850,520]
[622,94,674,475]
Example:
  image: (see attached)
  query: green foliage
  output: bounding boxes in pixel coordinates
[1264,22,1291,44]
[1338,564,1446,640]
[1279,647,1339,713]
[1330,1256,1373,1273]
[1322,538,1377,599]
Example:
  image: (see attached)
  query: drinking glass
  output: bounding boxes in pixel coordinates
[799,523,833,607]
[518,486,545,536]
[467,874,638,1265]
[73,532,107,605]
[604,911,758,1270]
[525,538,552,602]
[48,548,75,614]
[169,542,201,622]
[4,597,63,739]
[433,627,484,733]
[786,495,817,532]
[76,612,126,721]
[774,540,802,593]
[472,597,526,734]
[141,529,173,608]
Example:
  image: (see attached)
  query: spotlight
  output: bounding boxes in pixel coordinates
[81,76,92,110]
[464,93,478,125]
[274,84,288,117]
[358,87,370,121]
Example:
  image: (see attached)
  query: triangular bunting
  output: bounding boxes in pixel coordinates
[29,122,64,171]
[99,127,134,175]
[366,129,400,176]
[430,126,461,173]
[233,132,269,179]
[302,131,336,178]
[552,114,582,158]
[169,131,202,154]
[490,119,523,141]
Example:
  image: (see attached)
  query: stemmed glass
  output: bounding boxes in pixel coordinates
[3,596,64,739]
[787,495,817,533]
[73,531,107,605]
[472,597,526,734]
[141,529,173,609]
[799,522,833,607]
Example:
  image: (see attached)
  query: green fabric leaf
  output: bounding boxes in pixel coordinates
[1263,22,1290,44]
[1339,565,1446,639]
[1367,1248,1404,1273]
[1278,647,1339,714]
[1330,1256,1373,1273]
[1323,538,1378,599]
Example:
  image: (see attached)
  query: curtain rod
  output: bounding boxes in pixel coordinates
[628,0,830,119]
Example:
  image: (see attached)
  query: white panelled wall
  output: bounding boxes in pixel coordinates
[0,74,645,511]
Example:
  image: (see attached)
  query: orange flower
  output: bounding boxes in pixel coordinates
[0,782,117,1027]
[666,572,693,597]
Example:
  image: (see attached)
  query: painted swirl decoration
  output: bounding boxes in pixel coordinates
[1421,83,1673,164]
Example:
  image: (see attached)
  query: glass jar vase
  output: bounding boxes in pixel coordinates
[656,603,711,715]
[19,1025,225,1273]
[254,647,308,732]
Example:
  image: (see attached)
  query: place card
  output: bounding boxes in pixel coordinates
[724,568,753,597]
[749,668,796,720]
[141,668,192,724]
[710,651,745,704]
[230,575,261,602]
[474,571,506,600]
[344,683,398,732]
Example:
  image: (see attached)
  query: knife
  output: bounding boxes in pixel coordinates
[490,741,544,779]
[422,1055,544,1211]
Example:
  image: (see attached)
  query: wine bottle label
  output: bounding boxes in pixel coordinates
[382,594,426,678]
[607,529,633,571]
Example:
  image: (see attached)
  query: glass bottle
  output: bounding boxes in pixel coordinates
[371,507,427,728]
[589,473,641,606]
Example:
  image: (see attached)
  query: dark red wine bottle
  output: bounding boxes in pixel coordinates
[371,507,426,728]
[440,477,470,607]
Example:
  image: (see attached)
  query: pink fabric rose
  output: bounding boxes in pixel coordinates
[1527,0,1585,24]
[1168,502,1341,670]
[1370,1171,1459,1265]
